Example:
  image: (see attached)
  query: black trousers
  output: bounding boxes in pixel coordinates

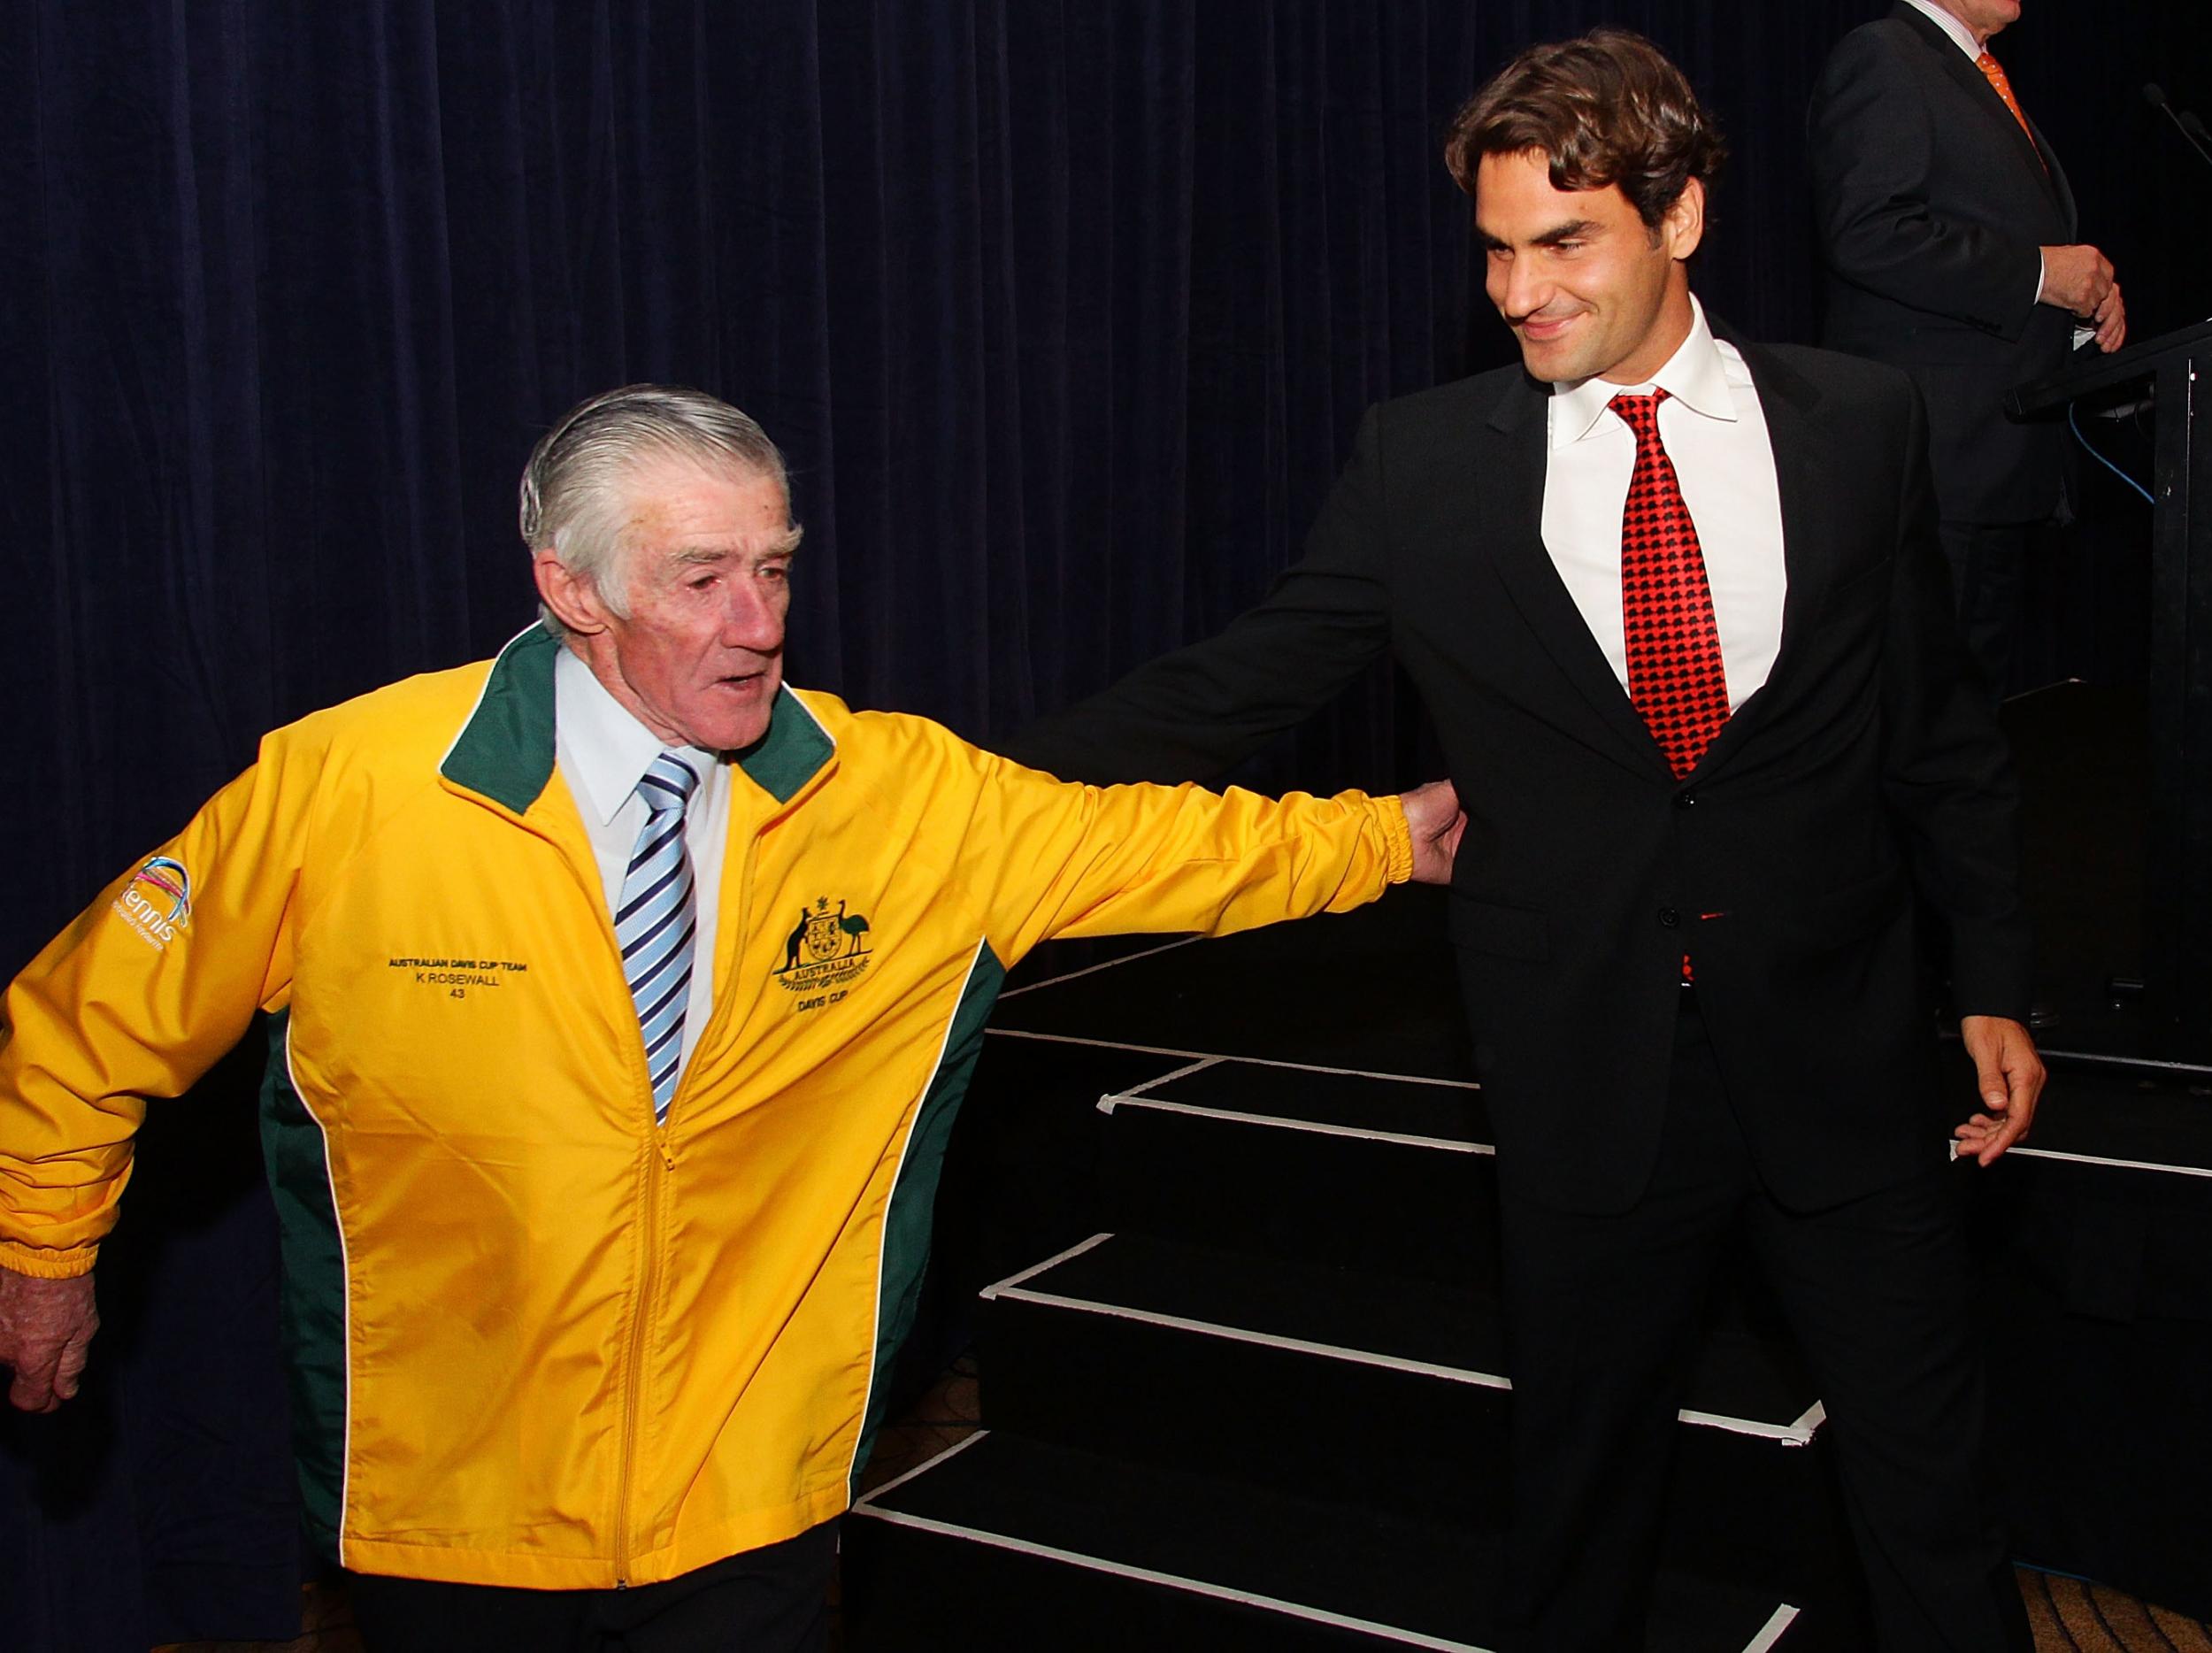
[1494,992,2029,1653]
[349,1519,837,1653]
[1939,519,2034,704]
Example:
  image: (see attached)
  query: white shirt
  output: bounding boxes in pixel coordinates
[554,646,730,1081]
[1901,0,2053,309]
[1540,295,1786,714]
[1903,0,1980,58]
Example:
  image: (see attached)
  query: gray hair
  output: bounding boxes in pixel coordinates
[518,384,791,634]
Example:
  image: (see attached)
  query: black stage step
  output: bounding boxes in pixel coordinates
[1973,1092,2212,1622]
[977,1232,1845,1601]
[844,1430,1808,1652]
[988,890,1474,1080]
[1095,1057,1786,1333]
[1098,1056,1495,1284]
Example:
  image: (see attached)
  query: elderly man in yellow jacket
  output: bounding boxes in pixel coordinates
[0,384,1462,1652]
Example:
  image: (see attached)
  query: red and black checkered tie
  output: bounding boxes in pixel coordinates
[1613,390,1730,779]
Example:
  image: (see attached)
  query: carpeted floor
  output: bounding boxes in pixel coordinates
[2016,1571,2212,1653]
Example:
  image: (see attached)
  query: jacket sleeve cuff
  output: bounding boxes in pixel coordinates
[1947,932,2038,1026]
[1377,798,1415,886]
[0,1241,99,1280]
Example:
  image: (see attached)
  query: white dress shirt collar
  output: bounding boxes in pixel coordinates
[1537,290,1786,712]
[553,645,710,824]
[1902,0,1985,59]
[1548,293,1738,448]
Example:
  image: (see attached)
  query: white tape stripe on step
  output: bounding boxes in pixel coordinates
[991,1283,1508,1392]
[854,1434,1800,1653]
[999,935,1205,999]
[855,1425,993,1503]
[987,1026,1483,1088]
[853,1442,1496,1653]
[981,1244,1826,1442]
[1098,1093,1493,1154]
[1112,1055,1226,1101]
[979,1232,1117,1297]
[987,1274,1823,1444]
[1678,1399,1824,1447]
[1742,1603,1802,1652]
[854,1503,1498,1650]
[2007,1145,2212,1179]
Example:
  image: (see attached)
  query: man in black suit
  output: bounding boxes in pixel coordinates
[1810,0,2126,698]
[1003,29,2043,1652]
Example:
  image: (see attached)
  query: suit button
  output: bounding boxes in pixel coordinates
[1659,907,1680,929]
[1675,790,1697,808]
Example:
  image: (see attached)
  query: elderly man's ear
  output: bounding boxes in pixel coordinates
[534,550,611,637]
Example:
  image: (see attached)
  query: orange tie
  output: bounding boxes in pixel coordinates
[1976,50,2046,169]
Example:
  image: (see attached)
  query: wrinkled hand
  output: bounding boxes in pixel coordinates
[2039,243,2117,321]
[1398,780,1466,886]
[0,1267,98,1412]
[1954,1015,2045,1166]
[2090,281,2126,353]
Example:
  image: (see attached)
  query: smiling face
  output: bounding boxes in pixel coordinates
[1476,148,1703,387]
[535,457,799,752]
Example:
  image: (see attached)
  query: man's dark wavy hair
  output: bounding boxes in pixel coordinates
[1443,28,1726,229]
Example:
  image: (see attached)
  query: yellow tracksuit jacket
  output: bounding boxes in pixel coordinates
[0,624,1411,1588]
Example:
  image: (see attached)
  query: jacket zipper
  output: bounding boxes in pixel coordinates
[609,810,677,1588]
[611,1126,669,1587]
[470,799,663,1586]
[611,794,759,1585]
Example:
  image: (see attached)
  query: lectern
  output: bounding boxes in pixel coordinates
[2009,317,2212,1068]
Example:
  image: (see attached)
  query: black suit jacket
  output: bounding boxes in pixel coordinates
[1808,2,2078,524]
[1002,338,2034,1216]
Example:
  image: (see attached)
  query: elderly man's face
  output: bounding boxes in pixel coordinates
[584,459,798,752]
[1936,0,2021,42]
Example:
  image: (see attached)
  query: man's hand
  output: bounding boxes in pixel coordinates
[1954,1015,2045,1167]
[2089,281,2126,353]
[2039,243,2117,325]
[1399,780,1466,886]
[0,1267,99,1412]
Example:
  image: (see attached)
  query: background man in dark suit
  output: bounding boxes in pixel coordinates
[1004,28,2044,1651]
[1810,0,2126,699]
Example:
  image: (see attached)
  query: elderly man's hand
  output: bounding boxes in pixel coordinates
[0,1266,99,1412]
[2091,281,2126,354]
[1399,780,1466,886]
[2039,243,2116,319]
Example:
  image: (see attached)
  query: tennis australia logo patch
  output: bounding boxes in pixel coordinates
[113,856,193,951]
[774,896,873,1011]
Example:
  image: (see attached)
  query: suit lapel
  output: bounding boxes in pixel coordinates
[1477,373,1677,780]
[1692,342,1835,773]
[1890,2,2065,216]
[1469,339,1842,783]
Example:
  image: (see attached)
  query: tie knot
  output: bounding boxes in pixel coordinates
[638,752,699,816]
[1609,388,1670,441]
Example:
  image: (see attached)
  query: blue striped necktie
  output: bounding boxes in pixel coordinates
[617,752,701,1124]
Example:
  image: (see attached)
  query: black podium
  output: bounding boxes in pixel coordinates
[2010,317,2212,1070]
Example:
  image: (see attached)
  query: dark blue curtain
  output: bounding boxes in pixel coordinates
[2,3,2200,1644]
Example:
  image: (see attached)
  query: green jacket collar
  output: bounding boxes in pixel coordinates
[440,624,835,813]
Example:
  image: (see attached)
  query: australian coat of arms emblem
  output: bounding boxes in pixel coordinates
[774,896,874,999]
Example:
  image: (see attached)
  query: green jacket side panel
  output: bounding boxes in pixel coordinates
[850,941,1006,1490]
[257,1007,347,1554]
